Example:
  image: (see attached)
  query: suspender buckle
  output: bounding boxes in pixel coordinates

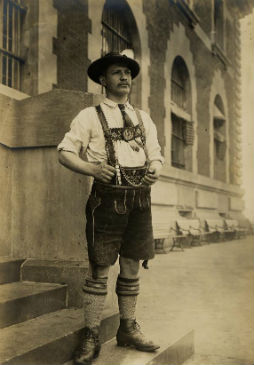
[122,127,135,141]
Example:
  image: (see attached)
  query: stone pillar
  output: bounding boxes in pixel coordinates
[87,0,104,95]
[231,19,243,186]
[38,0,57,94]
[53,0,91,91]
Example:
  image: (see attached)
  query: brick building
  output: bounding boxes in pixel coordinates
[0,0,253,362]
[1,0,252,257]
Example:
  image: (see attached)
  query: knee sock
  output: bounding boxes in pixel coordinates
[83,276,108,328]
[116,276,139,320]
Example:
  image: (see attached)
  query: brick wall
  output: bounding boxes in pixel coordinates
[193,0,213,36]
[143,0,240,183]
[6,0,243,184]
[53,0,91,91]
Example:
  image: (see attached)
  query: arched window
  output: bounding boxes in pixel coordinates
[101,0,141,106]
[213,94,226,181]
[171,56,193,171]
[102,0,133,55]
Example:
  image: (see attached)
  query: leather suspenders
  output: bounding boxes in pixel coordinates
[95,105,117,166]
[95,105,149,167]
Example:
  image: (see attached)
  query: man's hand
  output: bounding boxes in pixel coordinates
[143,162,162,185]
[58,151,116,182]
[92,162,116,183]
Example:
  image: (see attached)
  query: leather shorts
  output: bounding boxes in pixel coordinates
[85,182,155,266]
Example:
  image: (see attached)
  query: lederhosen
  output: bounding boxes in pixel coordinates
[95,105,149,187]
[85,105,155,266]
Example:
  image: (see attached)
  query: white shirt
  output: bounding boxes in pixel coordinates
[57,98,163,168]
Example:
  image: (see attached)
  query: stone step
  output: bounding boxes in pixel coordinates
[0,257,25,284]
[0,308,119,365]
[89,329,194,365]
[0,281,67,328]
[21,259,90,308]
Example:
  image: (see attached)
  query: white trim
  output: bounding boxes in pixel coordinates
[87,0,104,95]
[87,0,150,111]
[195,24,212,51]
[164,23,198,173]
[171,101,192,122]
[126,0,150,112]
[209,69,229,182]
[0,83,29,100]
[159,164,243,196]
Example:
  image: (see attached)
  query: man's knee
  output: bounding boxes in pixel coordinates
[88,261,110,280]
[119,257,140,279]
[83,262,110,296]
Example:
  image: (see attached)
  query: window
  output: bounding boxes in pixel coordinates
[100,0,141,106]
[0,0,25,90]
[171,57,193,171]
[171,114,185,169]
[174,0,199,28]
[102,0,132,55]
[213,95,226,181]
[171,66,186,110]
[214,0,224,50]
[213,95,226,161]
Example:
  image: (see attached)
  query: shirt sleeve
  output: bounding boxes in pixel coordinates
[141,111,164,165]
[57,110,91,156]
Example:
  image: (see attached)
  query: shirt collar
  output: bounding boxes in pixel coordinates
[103,98,134,111]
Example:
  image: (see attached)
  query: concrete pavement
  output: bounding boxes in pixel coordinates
[135,237,254,365]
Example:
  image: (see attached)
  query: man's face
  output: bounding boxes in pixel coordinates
[100,63,132,98]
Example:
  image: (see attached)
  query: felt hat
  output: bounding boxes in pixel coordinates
[87,52,140,84]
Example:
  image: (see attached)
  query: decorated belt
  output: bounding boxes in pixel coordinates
[114,165,148,187]
[110,126,142,142]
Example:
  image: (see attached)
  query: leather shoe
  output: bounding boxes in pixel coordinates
[74,326,100,365]
[116,319,160,352]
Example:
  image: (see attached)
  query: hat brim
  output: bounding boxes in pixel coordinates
[87,55,140,84]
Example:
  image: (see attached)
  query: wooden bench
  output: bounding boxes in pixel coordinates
[170,219,202,251]
[153,223,171,253]
[204,219,226,242]
[224,219,248,239]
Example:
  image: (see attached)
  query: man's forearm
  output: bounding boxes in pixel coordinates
[58,150,116,183]
[58,150,96,177]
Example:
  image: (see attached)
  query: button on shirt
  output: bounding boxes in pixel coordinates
[57,98,163,168]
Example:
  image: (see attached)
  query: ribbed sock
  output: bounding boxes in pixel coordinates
[118,294,138,320]
[83,276,107,328]
[116,276,139,320]
[83,292,106,328]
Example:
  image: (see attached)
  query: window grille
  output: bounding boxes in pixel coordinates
[213,97,226,161]
[214,0,224,49]
[185,0,192,7]
[171,114,185,169]
[171,57,192,170]
[101,1,132,55]
[171,77,186,110]
[171,61,187,110]
[0,0,25,90]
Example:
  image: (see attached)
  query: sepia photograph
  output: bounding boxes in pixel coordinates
[0,0,253,364]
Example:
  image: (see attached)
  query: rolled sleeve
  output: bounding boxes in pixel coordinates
[57,112,90,156]
[141,111,164,165]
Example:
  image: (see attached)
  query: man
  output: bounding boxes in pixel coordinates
[58,52,164,365]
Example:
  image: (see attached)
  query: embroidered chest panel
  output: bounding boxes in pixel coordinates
[109,125,143,142]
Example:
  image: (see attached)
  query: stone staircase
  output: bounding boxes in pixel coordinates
[90,329,194,365]
[0,257,117,365]
[0,257,195,365]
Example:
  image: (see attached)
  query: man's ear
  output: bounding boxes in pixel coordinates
[99,75,106,87]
